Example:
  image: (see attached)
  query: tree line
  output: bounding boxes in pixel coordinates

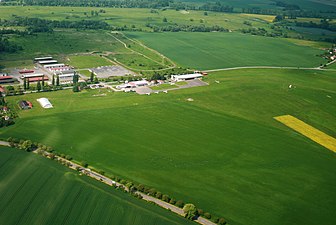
[146,23,228,32]
[294,19,336,32]
[0,16,111,32]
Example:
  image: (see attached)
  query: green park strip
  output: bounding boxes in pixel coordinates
[2,68,336,225]
[0,146,194,225]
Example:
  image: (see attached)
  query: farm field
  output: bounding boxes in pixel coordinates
[2,68,336,225]
[129,32,327,70]
[275,115,336,153]
[0,146,193,225]
[0,6,272,31]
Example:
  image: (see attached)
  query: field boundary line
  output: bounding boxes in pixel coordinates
[203,66,336,72]
[107,32,174,69]
[274,115,336,153]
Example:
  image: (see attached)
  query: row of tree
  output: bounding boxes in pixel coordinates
[146,23,228,32]
[1,16,111,31]
[294,19,336,32]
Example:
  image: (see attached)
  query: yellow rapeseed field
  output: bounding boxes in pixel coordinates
[274,115,336,153]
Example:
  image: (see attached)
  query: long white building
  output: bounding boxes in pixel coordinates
[171,73,203,82]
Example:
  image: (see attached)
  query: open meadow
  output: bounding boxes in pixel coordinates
[0,146,193,225]
[2,68,336,225]
[129,32,327,70]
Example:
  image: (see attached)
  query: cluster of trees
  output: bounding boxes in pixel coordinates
[0,35,23,53]
[1,16,111,31]
[275,1,300,11]
[0,97,15,128]
[241,7,335,19]
[240,27,286,38]
[294,19,336,32]
[147,23,228,32]
[7,137,53,152]
[198,2,233,13]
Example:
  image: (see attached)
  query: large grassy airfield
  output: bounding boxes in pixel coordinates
[2,68,336,225]
[1,2,336,225]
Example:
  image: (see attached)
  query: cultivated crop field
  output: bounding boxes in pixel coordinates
[2,68,336,225]
[129,32,327,70]
[0,146,193,225]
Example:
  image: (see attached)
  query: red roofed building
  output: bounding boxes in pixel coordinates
[28,76,49,83]
[0,76,17,84]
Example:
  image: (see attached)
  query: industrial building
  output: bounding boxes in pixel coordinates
[171,74,203,82]
[21,74,48,83]
[53,70,75,84]
[34,56,53,63]
[43,63,65,69]
[0,75,17,84]
[38,60,58,65]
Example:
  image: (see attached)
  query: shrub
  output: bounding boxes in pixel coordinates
[169,199,176,205]
[155,192,162,199]
[183,203,198,220]
[49,153,55,159]
[81,161,88,168]
[197,208,204,216]
[218,218,227,225]
[175,200,185,208]
[204,212,211,219]
[126,182,133,189]
[65,155,72,160]
[120,179,127,185]
[137,184,145,192]
[162,195,170,202]
[148,188,157,196]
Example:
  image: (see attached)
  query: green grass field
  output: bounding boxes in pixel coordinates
[67,55,114,69]
[129,32,326,70]
[2,68,336,225]
[0,146,193,225]
[0,30,169,70]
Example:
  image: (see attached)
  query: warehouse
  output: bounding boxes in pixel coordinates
[53,70,75,84]
[21,73,45,79]
[171,73,203,82]
[129,80,148,87]
[37,98,53,109]
[34,56,53,62]
[44,63,65,69]
[38,60,58,65]
[0,76,17,84]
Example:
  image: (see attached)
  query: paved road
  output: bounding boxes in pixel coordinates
[0,140,216,225]
[0,141,10,146]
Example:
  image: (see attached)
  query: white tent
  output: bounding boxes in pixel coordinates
[37,98,53,109]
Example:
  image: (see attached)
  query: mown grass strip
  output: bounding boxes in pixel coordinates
[275,115,336,153]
